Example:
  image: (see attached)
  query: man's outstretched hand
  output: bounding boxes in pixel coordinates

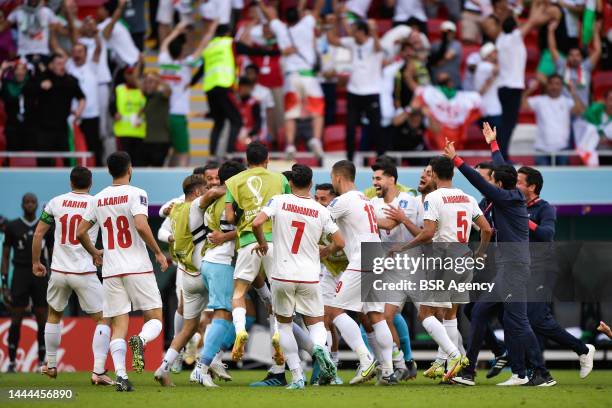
[443,138,457,159]
[482,122,497,144]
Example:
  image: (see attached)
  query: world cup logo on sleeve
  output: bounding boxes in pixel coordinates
[246,176,264,206]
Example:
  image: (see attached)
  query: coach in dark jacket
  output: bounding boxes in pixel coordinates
[444,123,550,386]
[517,166,594,377]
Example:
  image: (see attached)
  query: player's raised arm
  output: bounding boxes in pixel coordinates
[482,122,507,165]
[32,221,52,277]
[133,214,168,272]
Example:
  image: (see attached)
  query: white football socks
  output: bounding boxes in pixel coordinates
[373,321,394,374]
[44,323,61,369]
[333,313,372,367]
[92,324,110,374]
[443,319,460,351]
[139,319,163,345]
[293,322,314,353]
[173,311,184,337]
[161,348,179,373]
[279,323,302,383]
[232,307,247,333]
[366,331,382,362]
[422,316,459,358]
[306,321,327,349]
[110,338,127,378]
[326,330,333,352]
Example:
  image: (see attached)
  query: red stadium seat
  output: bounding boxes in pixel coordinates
[335,98,347,124]
[376,19,393,36]
[9,157,37,167]
[323,125,345,151]
[427,19,444,42]
[592,71,612,100]
[464,122,488,150]
[526,45,541,72]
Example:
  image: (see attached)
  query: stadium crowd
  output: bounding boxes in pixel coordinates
[0,0,610,167]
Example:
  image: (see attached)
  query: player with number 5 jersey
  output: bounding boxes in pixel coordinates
[78,152,168,392]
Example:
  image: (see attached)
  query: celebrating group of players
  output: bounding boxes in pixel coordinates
[24,123,596,391]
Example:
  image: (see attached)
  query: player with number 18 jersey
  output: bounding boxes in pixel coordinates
[83,184,162,317]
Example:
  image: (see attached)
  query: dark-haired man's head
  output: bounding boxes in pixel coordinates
[238,76,255,100]
[315,183,336,207]
[215,24,231,37]
[218,160,246,185]
[501,16,517,34]
[546,74,564,98]
[169,34,187,60]
[517,166,543,200]
[331,160,356,194]
[436,71,454,89]
[182,175,206,198]
[566,47,584,68]
[475,161,494,183]
[70,166,93,191]
[429,156,454,184]
[195,161,220,187]
[49,53,67,76]
[289,164,313,191]
[22,192,38,217]
[418,165,434,195]
[492,164,517,190]
[352,20,370,44]
[107,151,132,180]
[245,64,259,83]
[286,7,299,25]
[246,141,269,167]
[371,161,398,198]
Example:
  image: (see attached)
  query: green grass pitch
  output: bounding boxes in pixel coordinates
[1,370,610,408]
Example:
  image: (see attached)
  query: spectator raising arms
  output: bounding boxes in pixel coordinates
[522,75,585,166]
[327,19,385,161]
[262,0,325,160]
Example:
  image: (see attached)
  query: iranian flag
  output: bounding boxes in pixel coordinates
[414,85,482,150]
[582,0,597,45]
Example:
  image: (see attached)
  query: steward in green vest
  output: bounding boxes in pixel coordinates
[225,142,290,364]
[112,69,146,165]
[201,24,243,157]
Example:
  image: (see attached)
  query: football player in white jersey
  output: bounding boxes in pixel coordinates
[154,175,208,386]
[32,166,113,385]
[314,183,346,384]
[326,160,397,385]
[158,162,220,352]
[393,156,492,382]
[370,161,422,381]
[77,152,168,392]
[251,164,343,389]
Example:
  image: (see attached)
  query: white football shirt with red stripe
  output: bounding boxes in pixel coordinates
[263,194,338,283]
[423,187,483,243]
[328,190,381,271]
[84,184,153,278]
[43,192,99,273]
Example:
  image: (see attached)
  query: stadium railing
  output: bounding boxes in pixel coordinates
[0,151,93,167]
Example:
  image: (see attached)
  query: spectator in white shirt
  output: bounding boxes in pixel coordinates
[245,64,275,141]
[328,19,385,161]
[496,7,547,159]
[79,16,113,152]
[96,0,142,70]
[66,41,103,166]
[461,0,492,44]
[386,0,427,33]
[7,0,61,69]
[260,1,325,160]
[522,74,585,166]
[474,43,502,131]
